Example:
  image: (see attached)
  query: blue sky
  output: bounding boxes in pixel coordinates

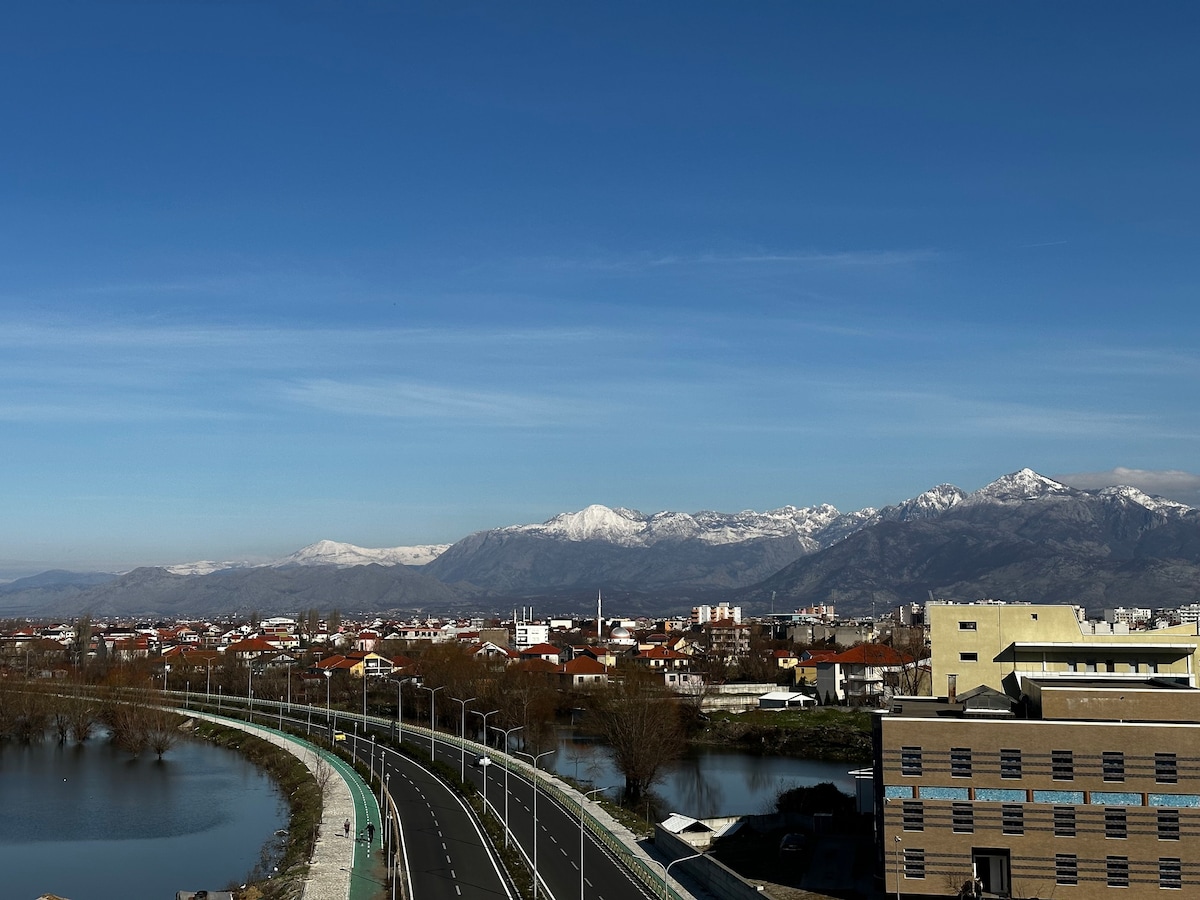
[2,2,1199,575]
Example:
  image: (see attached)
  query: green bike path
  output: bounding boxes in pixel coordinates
[188,712,383,900]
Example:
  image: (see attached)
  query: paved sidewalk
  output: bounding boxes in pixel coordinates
[187,711,381,900]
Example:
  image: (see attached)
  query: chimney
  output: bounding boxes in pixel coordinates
[947,673,958,704]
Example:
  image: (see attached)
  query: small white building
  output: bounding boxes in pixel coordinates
[514,622,549,650]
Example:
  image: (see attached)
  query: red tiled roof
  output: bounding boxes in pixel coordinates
[636,646,689,660]
[825,644,913,666]
[560,656,608,675]
[520,643,561,656]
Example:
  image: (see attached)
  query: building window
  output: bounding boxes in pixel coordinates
[901,746,922,776]
[1103,752,1126,782]
[1053,806,1076,837]
[1105,808,1128,839]
[1158,809,1181,841]
[1160,858,1183,890]
[1000,749,1022,779]
[1055,854,1078,886]
[1052,750,1074,781]
[1107,856,1130,888]
[959,651,978,662]
[959,621,977,631]
[951,748,972,778]
[1002,804,1024,835]
[902,801,924,831]
[952,803,974,833]
[1157,753,1179,784]
[902,849,925,879]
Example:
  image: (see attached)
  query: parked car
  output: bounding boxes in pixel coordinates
[779,833,807,854]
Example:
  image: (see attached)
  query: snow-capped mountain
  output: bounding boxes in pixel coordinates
[278,540,450,568]
[742,469,1200,616]
[504,503,849,550]
[164,540,450,576]
[164,559,259,576]
[961,467,1073,505]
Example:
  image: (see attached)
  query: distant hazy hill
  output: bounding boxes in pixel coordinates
[0,562,464,619]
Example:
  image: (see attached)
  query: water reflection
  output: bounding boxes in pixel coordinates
[549,731,857,818]
[0,733,286,900]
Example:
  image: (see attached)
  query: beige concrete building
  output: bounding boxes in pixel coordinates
[927,601,1200,696]
[875,678,1200,898]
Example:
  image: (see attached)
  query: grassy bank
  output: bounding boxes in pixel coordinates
[692,707,873,763]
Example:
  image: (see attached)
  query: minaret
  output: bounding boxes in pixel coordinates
[596,589,603,640]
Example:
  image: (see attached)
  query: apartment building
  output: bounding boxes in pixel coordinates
[927,601,1200,696]
[875,678,1200,898]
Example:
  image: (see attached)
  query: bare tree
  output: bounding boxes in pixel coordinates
[146,706,180,759]
[585,667,684,802]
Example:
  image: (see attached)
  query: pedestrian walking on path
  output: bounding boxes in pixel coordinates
[344,818,351,838]
[366,822,375,845]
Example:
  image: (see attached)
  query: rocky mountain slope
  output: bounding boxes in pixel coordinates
[736,470,1200,616]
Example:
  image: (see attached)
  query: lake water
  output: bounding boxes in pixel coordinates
[0,733,287,900]
[551,733,860,818]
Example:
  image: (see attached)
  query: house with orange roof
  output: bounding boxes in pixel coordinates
[814,643,915,706]
[631,645,692,670]
[314,651,398,678]
[519,643,562,664]
[558,655,609,687]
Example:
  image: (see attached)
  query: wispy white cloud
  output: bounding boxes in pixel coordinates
[280,378,570,425]
[820,382,1163,440]
[521,247,938,273]
[646,249,940,268]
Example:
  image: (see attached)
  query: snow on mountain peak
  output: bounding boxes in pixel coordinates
[534,505,648,544]
[875,484,967,522]
[966,468,1071,504]
[1098,485,1193,515]
[282,540,450,567]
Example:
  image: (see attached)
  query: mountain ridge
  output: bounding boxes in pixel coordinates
[2,468,1196,617]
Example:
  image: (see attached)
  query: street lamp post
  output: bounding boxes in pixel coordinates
[388,678,410,745]
[649,852,703,900]
[490,725,524,847]
[580,786,616,900]
[247,662,254,723]
[516,748,556,900]
[324,668,334,737]
[450,696,476,781]
[472,709,499,813]
[206,662,212,700]
[421,685,444,759]
[894,835,902,900]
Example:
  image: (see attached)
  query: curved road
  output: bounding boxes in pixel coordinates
[252,702,668,900]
